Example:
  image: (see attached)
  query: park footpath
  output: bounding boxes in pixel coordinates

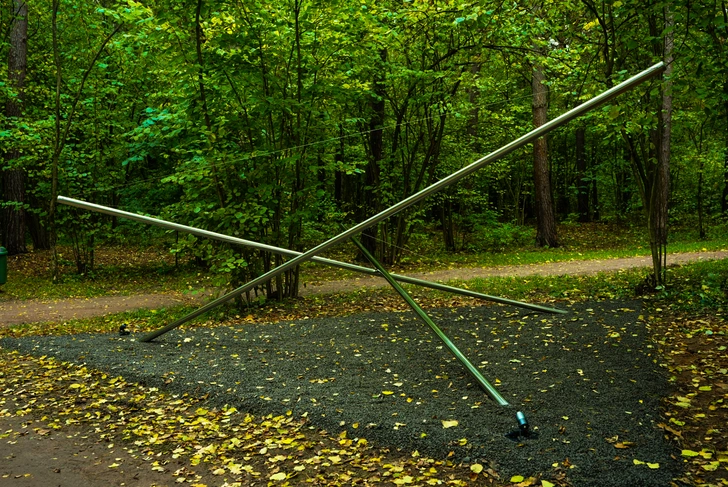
[1,250,726,327]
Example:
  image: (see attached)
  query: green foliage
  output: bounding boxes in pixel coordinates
[0,0,726,294]
[468,219,534,253]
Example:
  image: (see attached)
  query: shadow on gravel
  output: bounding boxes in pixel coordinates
[1,300,679,486]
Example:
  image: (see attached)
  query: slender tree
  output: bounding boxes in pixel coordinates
[532,59,558,247]
[2,0,28,255]
[653,4,673,286]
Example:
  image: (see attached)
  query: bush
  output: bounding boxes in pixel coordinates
[466,220,534,252]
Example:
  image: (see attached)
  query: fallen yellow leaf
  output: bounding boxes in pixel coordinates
[441,419,458,428]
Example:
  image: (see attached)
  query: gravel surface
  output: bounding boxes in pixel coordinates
[1,300,678,486]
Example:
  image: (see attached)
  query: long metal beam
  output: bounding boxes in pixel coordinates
[139,62,664,342]
[352,237,509,405]
[57,196,564,314]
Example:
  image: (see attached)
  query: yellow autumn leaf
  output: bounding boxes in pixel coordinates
[510,475,524,483]
[633,459,645,465]
[542,481,555,487]
[382,391,395,395]
[270,472,287,481]
[393,476,414,485]
[470,463,483,474]
[647,463,660,469]
[212,468,226,475]
[441,419,458,428]
[682,449,700,457]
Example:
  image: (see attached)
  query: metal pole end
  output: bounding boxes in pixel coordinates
[516,411,529,435]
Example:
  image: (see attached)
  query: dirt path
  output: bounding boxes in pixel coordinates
[0,416,186,487]
[1,250,726,326]
[0,292,201,326]
[300,249,728,296]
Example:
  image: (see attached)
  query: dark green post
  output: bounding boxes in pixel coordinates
[0,247,7,285]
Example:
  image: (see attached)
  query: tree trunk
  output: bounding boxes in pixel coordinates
[532,64,558,247]
[698,157,705,239]
[575,126,590,222]
[284,0,306,299]
[361,49,386,261]
[467,63,481,150]
[27,200,51,250]
[2,0,29,255]
[723,79,728,214]
[651,4,673,287]
[591,142,600,221]
[440,200,457,252]
[195,0,225,208]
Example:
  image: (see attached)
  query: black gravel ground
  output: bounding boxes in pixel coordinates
[1,300,679,486]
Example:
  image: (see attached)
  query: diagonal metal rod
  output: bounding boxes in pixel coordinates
[351,237,509,405]
[139,62,664,342]
[57,196,565,314]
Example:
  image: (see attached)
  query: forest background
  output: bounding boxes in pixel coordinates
[0,0,725,301]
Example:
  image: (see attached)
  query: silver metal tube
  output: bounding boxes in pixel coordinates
[57,196,565,314]
[353,237,509,405]
[140,62,664,341]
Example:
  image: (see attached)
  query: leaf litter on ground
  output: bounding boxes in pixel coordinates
[0,349,500,486]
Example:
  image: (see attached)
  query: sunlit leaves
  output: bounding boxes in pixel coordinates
[0,349,494,486]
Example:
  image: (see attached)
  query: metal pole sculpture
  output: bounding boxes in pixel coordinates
[57,196,564,314]
[352,237,509,405]
[137,62,663,342]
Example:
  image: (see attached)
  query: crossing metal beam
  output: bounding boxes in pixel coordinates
[58,196,565,314]
[352,237,509,405]
[135,62,663,342]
